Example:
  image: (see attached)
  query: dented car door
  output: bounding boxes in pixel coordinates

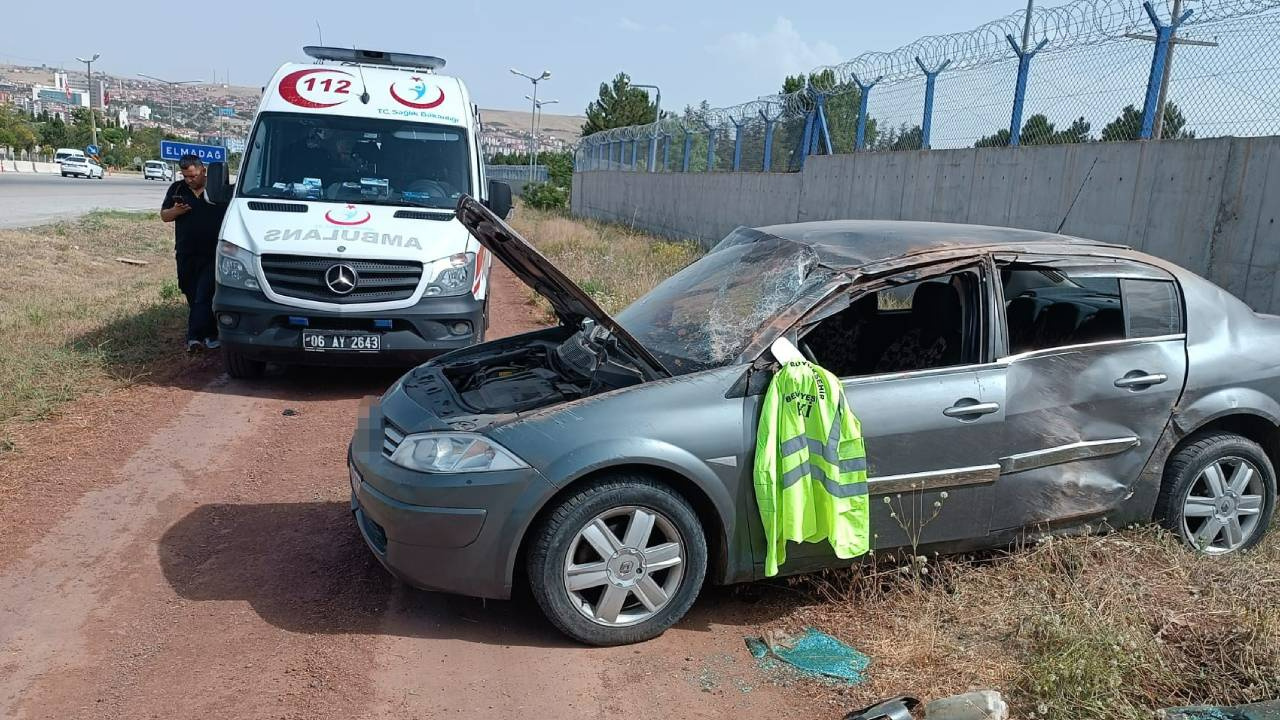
[991,255,1189,530]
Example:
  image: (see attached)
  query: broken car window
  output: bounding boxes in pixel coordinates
[616,229,829,375]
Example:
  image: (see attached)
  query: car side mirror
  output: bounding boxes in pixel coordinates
[205,162,232,204]
[484,179,513,219]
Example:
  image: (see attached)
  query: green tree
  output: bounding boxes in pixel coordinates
[873,123,925,151]
[975,114,1092,148]
[582,72,657,135]
[0,106,39,151]
[1100,103,1193,141]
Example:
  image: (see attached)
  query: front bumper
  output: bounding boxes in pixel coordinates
[347,400,553,599]
[213,285,486,367]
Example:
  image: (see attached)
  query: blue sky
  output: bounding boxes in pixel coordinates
[2,0,1027,115]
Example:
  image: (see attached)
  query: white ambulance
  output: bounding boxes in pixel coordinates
[208,46,511,378]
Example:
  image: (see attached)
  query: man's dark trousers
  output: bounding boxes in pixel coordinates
[177,254,217,342]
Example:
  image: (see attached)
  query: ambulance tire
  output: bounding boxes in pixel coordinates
[527,474,708,646]
[223,347,265,379]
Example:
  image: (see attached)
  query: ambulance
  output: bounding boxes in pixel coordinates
[207,46,511,378]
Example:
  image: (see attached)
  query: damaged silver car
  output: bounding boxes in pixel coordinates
[348,197,1279,646]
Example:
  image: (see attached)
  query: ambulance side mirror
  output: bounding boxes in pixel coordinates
[205,162,232,204]
[485,180,513,219]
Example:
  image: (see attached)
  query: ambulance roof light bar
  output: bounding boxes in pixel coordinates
[303,46,446,72]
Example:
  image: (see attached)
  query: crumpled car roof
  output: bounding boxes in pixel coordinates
[753,219,1122,270]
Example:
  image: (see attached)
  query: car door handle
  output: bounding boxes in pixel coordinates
[943,401,1001,418]
[1114,372,1168,389]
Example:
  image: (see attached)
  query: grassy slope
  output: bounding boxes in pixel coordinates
[0,211,191,439]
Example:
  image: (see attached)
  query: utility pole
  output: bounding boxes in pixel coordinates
[75,53,100,152]
[631,83,662,172]
[524,96,559,180]
[510,68,551,181]
[138,74,202,137]
[1125,0,1215,140]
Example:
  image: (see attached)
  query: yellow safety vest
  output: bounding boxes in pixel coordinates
[753,360,870,577]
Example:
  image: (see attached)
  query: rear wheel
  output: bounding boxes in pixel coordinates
[527,475,707,646]
[1156,431,1276,554]
[223,347,266,379]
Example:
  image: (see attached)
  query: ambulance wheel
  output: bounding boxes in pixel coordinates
[223,347,265,379]
[527,474,707,646]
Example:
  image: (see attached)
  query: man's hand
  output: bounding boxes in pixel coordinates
[161,198,191,222]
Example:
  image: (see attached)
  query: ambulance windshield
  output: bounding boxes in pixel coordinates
[238,112,471,209]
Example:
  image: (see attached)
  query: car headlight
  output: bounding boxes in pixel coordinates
[217,240,260,290]
[389,432,528,473]
[423,252,474,296]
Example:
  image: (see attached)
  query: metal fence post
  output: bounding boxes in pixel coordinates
[813,92,833,155]
[1006,34,1048,146]
[853,75,882,150]
[1139,1,1193,139]
[662,133,671,171]
[630,139,638,170]
[648,135,657,171]
[797,104,816,171]
[731,120,745,172]
[706,127,717,171]
[682,130,692,172]
[762,117,776,172]
[915,57,952,149]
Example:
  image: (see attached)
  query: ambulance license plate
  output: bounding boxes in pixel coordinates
[301,331,381,352]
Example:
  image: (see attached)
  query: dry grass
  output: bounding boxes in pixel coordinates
[508,205,703,316]
[775,527,1280,719]
[0,211,194,446]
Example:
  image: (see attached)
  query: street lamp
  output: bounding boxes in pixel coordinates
[524,95,559,180]
[630,83,662,172]
[75,53,100,152]
[137,74,202,136]
[510,67,551,181]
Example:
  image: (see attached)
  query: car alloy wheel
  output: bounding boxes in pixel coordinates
[1180,456,1266,554]
[561,505,685,627]
[527,475,707,645]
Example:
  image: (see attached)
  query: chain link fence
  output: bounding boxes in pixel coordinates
[577,0,1280,172]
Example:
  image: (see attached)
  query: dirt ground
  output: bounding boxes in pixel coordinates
[0,263,838,720]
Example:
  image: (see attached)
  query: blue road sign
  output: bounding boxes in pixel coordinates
[85,144,99,156]
[218,107,235,117]
[160,140,226,164]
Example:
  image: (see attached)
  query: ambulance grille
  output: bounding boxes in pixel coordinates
[260,254,423,304]
[248,201,308,213]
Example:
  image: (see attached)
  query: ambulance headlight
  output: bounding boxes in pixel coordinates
[425,252,474,296]
[389,432,528,473]
[217,241,260,290]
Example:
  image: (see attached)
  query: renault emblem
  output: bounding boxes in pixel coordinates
[325,264,358,295]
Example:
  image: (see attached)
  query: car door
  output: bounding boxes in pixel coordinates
[992,254,1188,530]
[751,260,1007,575]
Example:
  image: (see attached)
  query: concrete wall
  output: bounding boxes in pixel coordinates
[572,135,1280,313]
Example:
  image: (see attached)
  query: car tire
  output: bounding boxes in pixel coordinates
[1156,431,1276,554]
[223,347,266,379]
[527,474,707,646]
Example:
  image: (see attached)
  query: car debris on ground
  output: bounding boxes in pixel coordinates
[744,627,870,684]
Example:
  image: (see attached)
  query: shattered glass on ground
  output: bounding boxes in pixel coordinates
[745,628,870,684]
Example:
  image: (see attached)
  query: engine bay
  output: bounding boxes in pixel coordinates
[428,329,647,415]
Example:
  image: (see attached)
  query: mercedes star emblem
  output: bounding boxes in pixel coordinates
[325,264,358,295]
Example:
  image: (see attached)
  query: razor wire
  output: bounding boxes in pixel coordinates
[576,0,1280,171]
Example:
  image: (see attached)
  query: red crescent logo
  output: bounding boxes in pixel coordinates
[279,69,351,108]
[324,206,371,225]
[390,82,446,109]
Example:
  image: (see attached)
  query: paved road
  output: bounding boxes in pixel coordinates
[0,173,165,229]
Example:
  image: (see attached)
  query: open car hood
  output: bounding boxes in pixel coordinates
[455,197,670,378]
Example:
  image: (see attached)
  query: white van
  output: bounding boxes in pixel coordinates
[54,148,86,164]
[143,160,173,181]
[208,46,511,378]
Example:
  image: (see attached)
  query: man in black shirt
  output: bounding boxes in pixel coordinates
[160,154,228,352]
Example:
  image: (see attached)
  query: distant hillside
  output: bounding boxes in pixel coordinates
[480,108,584,146]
